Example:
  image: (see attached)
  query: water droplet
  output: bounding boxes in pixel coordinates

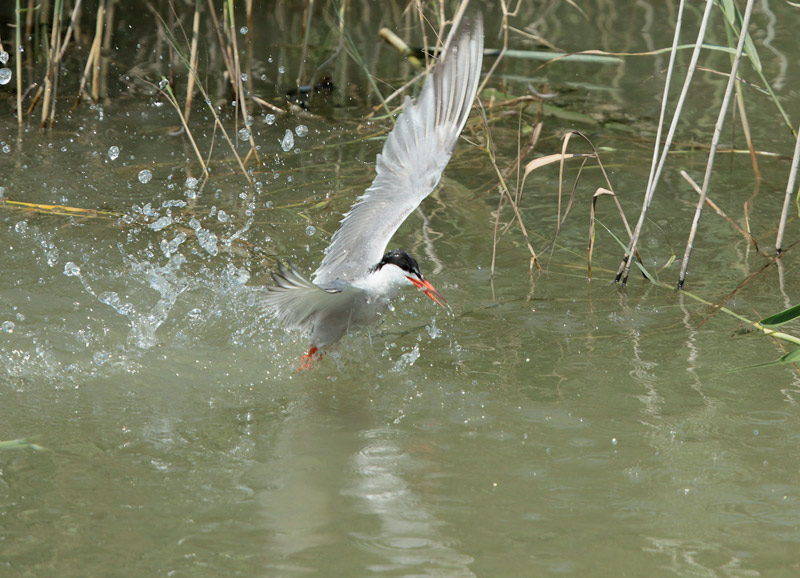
[240,72,248,82]
[158,78,169,90]
[141,202,159,217]
[305,225,316,236]
[0,68,12,85]
[217,209,229,222]
[46,249,59,267]
[149,216,173,231]
[239,26,248,35]
[107,145,119,160]
[278,65,285,74]
[295,124,308,137]
[238,127,251,141]
[1,144,10,154]
[185,176,199,189]
[0,186,6,198]
[264,113,276,125]
[64,262,81,277]
[0,51,9,64]
[2,320,15,333]
[138,169,152,184]
[265,200,273,209]
[14,220,27,234]
[280,130,294,152]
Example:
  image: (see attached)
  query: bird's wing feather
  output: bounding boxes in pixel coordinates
[312,16,484,286]
[261,262,356,333]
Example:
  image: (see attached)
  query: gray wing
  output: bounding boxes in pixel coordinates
[312,16,484,286]
[261,262,355,333]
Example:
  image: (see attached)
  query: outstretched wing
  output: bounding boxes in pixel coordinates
[312,16,484,286]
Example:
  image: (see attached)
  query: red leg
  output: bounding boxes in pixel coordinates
[297,346,320,370]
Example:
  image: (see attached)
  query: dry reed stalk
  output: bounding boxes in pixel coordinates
[92,0,114,102]
[206,0,236,90]
[40,0,62,128]
[23,0,81,122]
[558,133,635,279]
[74,0,105,107]
[57,0,84,60]
[0,198,121,218]
[225,0,258,163]
[677,0,755,289]
[616,0,704,285]
[588,188,618,279]
[183,0,202,123]
[296,0,314,88]
[366,0,471,121]
[151,5,253,185]
[775,125,800,254]
[208,106,253,185]
[414,0,431,69]
[15,0,23,126]
[679,170,760,251]
[46,0,86,127]
[482,106,541,277]
[160,78,208,177]
[24,0,34,35]
[491,118,542,273]
[476,0,519,94]
[734,81,761,181]
[494,125,635,280]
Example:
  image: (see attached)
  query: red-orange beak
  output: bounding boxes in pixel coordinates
[406,276,447,307]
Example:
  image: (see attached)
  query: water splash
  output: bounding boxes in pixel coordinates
[160,231,186,258]
[391,345,420,372]
[189,218,219,256]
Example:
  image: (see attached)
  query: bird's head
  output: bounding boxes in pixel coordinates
[370,249,447,306]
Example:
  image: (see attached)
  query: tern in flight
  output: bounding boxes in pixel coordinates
[264,17,483,368]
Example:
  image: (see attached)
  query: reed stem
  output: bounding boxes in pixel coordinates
[677,0,755,289]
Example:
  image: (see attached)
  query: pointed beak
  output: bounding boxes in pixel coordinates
[406,276,447,307]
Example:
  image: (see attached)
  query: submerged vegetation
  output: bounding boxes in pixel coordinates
[1,0,799,367]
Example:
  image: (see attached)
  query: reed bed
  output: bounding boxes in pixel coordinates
[2,0,800,364]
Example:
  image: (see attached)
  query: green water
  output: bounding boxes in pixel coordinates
[2,2,800,576]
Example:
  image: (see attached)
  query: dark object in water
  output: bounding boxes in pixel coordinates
[285,76,334,107]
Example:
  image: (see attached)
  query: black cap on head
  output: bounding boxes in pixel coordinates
[372,249,423,279]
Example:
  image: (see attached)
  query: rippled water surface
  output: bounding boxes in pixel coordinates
[2,2,800,576]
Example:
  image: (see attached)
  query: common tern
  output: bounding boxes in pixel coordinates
[264,16,483,368]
